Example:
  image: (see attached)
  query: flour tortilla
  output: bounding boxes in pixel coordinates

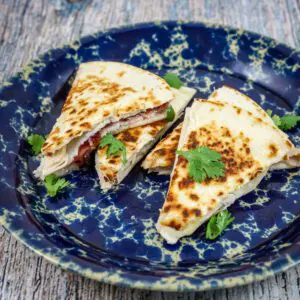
[35,61,175,179]
[157,99,296,244]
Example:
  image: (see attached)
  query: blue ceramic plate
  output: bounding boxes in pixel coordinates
[0,21,299,292]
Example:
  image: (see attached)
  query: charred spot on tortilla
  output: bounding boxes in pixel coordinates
[118,130,139,143]
[163,205,171,213]
[268,143,279,158]
[189,193,199,201]
[178,178,195,189]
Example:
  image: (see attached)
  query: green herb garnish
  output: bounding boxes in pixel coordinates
[206,210,235,240]
[163,73,183,89]
[27,134,45,155]
[266,109,300,131]
[165,105,175,122]
[99,133,127,164]
[44,174,70,197]
[176,146,225,183]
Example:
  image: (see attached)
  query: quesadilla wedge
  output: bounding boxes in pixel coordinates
[143,86,300,174]
[95,87,196,189]
[35,61,175,179]
[157,99,297,244]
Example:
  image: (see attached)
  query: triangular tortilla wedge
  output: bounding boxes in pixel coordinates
[157,99,297,244]
[143,86,300,174]
[95,87,196,189]
[35,61,175,179]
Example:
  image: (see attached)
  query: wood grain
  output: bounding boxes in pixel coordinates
[0,0,300,299]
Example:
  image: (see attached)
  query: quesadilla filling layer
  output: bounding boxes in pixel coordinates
[73,102,169,166]
[36,102,170,179]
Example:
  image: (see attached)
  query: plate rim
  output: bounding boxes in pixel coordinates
[0,20,300,292]
[4,222,300,292]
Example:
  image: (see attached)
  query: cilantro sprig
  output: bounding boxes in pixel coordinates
[266,109,300,131]
[99,133,127,164]
[206,210,235,240]
[176,146,225,183]
[44,174,70,197]
[163,73,183,89]
[27,134,45,155]
[165,105,175,122]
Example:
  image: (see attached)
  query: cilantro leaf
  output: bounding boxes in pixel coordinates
[188,160,206,183]
[44,174,70,197]
[266,109,281,127]
[99,133,127,164]
[165,105,175,122]
[279,115,300,131]
[216,210,235,230]
[203,161,225,179]
[176,147,225,183]
[267,109,300,131]
[272,115,282,127]
[205,210,235,240]
[27,134,45,155]
[266,109,273,117]
[205,215,219,240]
[163,73,183,89]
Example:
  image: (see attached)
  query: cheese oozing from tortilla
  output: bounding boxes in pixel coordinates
[143,86,300,174]
[35,61,175,179]
[157,99,296,244]
[95,87,196,189]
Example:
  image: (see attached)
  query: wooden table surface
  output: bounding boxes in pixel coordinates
[0,0,300,299]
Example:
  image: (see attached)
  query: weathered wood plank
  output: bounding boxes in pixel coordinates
[0,0,300,299]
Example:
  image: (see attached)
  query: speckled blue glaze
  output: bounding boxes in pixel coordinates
[0,21,299,292]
